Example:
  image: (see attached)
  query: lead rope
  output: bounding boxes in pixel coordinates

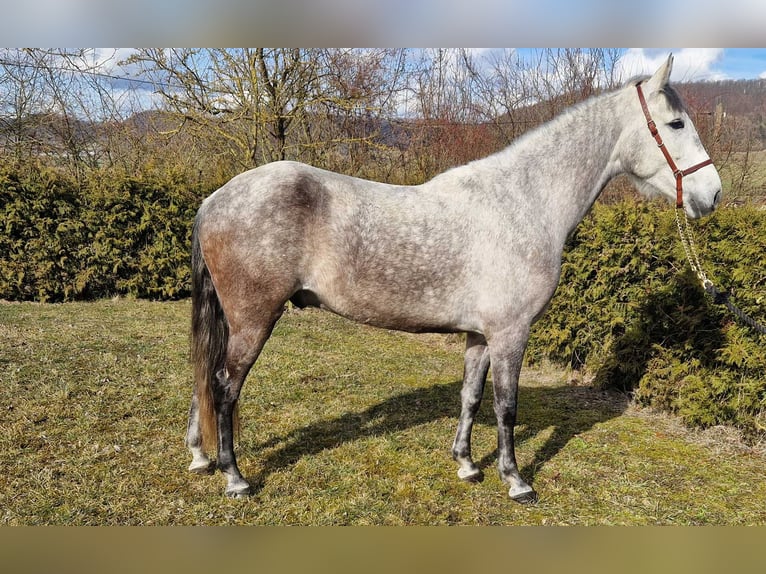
[675,208,766,335]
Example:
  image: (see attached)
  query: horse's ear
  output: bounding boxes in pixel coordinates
[647,54,674,90]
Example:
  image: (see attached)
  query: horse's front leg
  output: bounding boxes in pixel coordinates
[488,325,537,504]
[451,332,490,482]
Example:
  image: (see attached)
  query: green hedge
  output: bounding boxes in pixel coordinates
[529,201,766,441]
[1,168,764,438]
[0,167,204,301]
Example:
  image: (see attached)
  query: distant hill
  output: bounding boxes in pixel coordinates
[678,79,766,150]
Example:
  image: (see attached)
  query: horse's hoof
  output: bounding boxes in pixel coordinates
[457,467,484,483]
[225,480,253,499]
[188,460,216,475]
[225,486,252,499]
[225,488,252,499]
[509,487,538,504]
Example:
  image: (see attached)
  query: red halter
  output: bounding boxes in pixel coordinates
[635,82,714,209]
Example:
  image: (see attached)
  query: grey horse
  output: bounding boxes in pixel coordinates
[186,55,721,502]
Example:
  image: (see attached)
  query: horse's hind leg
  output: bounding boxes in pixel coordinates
[451,332,490,482]
[215,312,282,497]
[186,393,215,474]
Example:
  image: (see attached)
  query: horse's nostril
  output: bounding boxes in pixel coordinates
[714,189,722,207]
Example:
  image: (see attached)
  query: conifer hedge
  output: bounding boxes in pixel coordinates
[0,167,203,301]
[529,201,766,441]
[1,169,764,438]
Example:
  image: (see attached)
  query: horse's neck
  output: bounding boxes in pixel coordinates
[494,91,624,242]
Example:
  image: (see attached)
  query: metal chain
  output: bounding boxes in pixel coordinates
[675,208,766,335]
[674,208,711,289]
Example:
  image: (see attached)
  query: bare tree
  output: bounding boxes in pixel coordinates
[127,48,410,177]
[401,49,496,179]
[0,49,144,181]
[0,49,53,167]
[307,48,409,177]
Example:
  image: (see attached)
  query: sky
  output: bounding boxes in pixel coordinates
[79,48,766,118]
[94,49,766,96]
[615,49,766,81]
[98,48,766,84]
[502,49,766,82]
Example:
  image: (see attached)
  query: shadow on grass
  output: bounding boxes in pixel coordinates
[243,380,629,493]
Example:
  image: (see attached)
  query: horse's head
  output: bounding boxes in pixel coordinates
[622,55,722,219]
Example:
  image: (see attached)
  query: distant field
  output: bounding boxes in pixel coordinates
[1,299,765,525]
[718,149,766,203]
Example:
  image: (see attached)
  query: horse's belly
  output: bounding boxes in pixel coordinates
[297,281,474,334]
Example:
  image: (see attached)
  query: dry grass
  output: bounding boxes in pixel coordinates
[1,299,765,525]
[719,149,766,204]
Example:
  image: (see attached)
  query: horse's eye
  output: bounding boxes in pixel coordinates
[668,119,685,130]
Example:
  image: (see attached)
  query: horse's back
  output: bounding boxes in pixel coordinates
[200,161,328,218]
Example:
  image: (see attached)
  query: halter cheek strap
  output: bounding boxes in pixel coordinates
[636,83,714,209]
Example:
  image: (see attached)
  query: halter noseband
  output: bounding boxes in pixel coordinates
[635,82,714,209]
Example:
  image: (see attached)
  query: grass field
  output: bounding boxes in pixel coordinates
[719,149,766,203]
[1,299,765,525]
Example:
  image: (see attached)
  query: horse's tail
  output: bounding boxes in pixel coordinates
[190,216,228,452]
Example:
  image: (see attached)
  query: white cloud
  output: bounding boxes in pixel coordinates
[91,49,139,71]
[617,48,726,83]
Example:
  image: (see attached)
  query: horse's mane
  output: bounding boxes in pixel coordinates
[626,75,686,113]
